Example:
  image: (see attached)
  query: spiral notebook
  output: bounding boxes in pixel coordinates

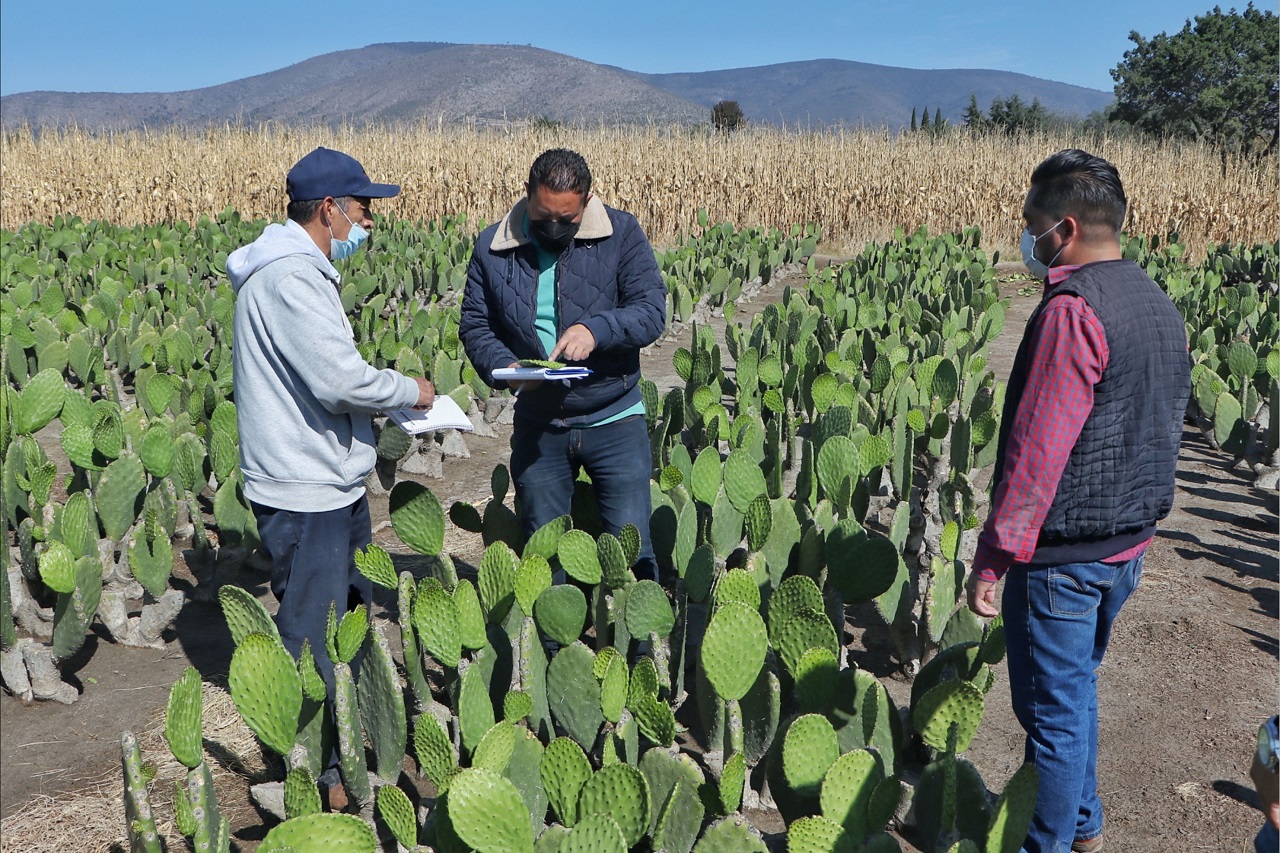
[387,394,474,434]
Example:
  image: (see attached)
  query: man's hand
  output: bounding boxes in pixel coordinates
[504,361,542,396]
[550,324,596,362]
[413,377,435,410]
[966,572,1000,618]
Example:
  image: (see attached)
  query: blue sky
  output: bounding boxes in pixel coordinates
[0,0,1239,97]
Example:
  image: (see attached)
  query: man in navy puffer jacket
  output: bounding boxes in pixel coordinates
[460,149,666,581]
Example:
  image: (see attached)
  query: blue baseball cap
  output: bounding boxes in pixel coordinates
[286,147,400,202]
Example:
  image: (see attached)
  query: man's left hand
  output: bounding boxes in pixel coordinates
[966,572,1000,618]
[551,324,596,362]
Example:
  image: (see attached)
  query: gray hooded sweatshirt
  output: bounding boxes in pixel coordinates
[227,219,418,512]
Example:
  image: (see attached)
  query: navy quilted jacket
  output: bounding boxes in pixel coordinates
[460,196,667,427]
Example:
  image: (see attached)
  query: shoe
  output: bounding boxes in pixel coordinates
[323,779,350,812]
[1071,836,1103,853]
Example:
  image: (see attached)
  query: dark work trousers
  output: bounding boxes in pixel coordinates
[510,414,658,581]
[252,494,373,770]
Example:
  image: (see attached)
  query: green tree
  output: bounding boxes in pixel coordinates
[963,93,988,130]
[933,107,945,131]
[711,100,745,133]
[1109,3,1278,152]
[920,106,931,131]
[910,107,918,132]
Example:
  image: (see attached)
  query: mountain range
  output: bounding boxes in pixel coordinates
[0,42,1113,132]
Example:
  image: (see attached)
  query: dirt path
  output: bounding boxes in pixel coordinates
[2,269,1276,852]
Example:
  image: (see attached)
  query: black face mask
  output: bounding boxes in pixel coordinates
[529,218,580,253]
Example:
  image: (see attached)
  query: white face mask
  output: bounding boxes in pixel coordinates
[1020,219,1064,279]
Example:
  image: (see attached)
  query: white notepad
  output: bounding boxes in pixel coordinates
[387,394,474,435]
[491,366,593,381]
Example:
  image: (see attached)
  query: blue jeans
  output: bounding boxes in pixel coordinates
[1258,821,1278,853]
[252,495,373,711]
[1003,555,1144,853]
[510,414,657,581]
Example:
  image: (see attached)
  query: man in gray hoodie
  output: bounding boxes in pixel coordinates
[227,147,433,805]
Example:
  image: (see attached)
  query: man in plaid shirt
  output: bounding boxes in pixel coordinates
[966,150,1191,853]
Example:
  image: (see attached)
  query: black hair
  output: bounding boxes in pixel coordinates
[528,149,592,198]
[1027,149,1127,233]
[287,195,353,225]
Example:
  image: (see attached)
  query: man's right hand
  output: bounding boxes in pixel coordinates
[413,377,435,410]
[966,572,1000,618]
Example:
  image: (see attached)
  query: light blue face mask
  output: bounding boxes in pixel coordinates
[329,204,369,261]
[1020,219,1064,279]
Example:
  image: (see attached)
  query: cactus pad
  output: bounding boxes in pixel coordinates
[556,529,602,585]
[38,541,76,594]
[15,367,64,435]
[794,646,838,713]
[515,554,553,615]
[354,544,397,590]
[164,666,204,769]
[913,678,985,753]
[542,736,592,827]
[714,568,760,611]
[389,480,445,557]
[505,690,534,722]
[413,713,457,793]
[600,655,629,724]
[719,751,746,814]
[547,642,603,751]
[783,713,840,798]
[701,601,767,702]
[820,748,883,840]
[577,763,651,848]
[828,534,900,604]
[218,584,281,647]
[623,580,675,638]
[692,816,768,853]
[473,720,519,773]
[446,767,536,852]
[788,816,856,853]
[690,446,723,505]
[597,533,632,589]
[413,583,462,668]
[767,574,825,641]
[453,579,489,650]
[986,762,1038,853]
[333,605,368,665]
[97,454,147,542]
[684,543,718,604]
[228,632,302,757]
[524,514,573,560]
[376,783,417,848]
[775,607,839,678]
[630,692,676,747]
[283,767,321,820]
[723,449,767,513]
[258,813,377,852]
[479,542,519,621]
[534,584,588,646]
[559,813,627,853]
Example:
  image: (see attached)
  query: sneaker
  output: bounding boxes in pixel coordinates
[1071,836,1103,853]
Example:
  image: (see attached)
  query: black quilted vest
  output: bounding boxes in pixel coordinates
[993,260,1190,565]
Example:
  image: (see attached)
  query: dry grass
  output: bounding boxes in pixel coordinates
[0,683,267,853]
[2,123,1274,257]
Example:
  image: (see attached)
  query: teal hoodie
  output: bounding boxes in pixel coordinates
[227,219,418,512]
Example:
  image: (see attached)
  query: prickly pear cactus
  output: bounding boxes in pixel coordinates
[557,528,603,585]
[559,813,628,853]
[692,815,768,853]
[228,632,302,757]
[913,678,985,753]
[413,582,462,668]
[787,815,856,853]
[164,666,204,770]
[353,544,397,590]
[390,480,445,557]
[356,625,407,780]
[284,767,321,820]
[377,783,419,849]
[547,642,604,751]
[985,763,1039,853]
[700,601,767,702]
[542,736,593,827]
[447,767,535,853]
[819,748,883,840]
[534,584,588,646]
[257,812,377,852]
[782,713,841,798]
[576,762,652,848]
[219,584,281,646]
[413,712,457,793]
[121,731,162,853]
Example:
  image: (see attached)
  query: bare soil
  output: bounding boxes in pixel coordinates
[2,267,1276,852]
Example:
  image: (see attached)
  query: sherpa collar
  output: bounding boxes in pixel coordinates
[489,194,613,252]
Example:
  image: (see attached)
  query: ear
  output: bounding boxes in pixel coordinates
[319,196,335,226]
[1059,215,1081,242]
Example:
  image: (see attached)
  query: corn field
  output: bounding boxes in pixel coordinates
[2,123,1274,256]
